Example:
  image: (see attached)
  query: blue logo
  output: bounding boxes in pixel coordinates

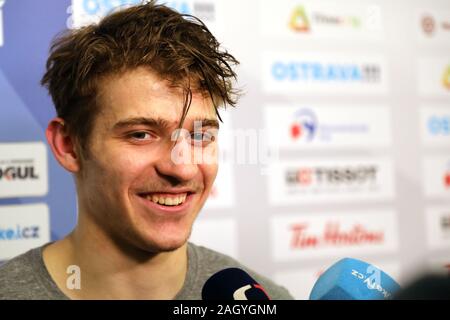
[78,1,204,24]
[272,61,380,83]
[82,0,142,15]
[428,115,450,136]
[0,225,40,240]
[290,108,317,141]
[290,108,369,143]
[164,1,192,14]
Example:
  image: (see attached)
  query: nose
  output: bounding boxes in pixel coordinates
[154,137,199,185]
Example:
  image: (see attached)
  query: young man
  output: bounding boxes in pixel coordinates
[0,1,293,299]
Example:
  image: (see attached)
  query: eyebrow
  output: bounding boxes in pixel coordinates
[112,117,171,131]
[112,117,220,131]
[192,118,220,130]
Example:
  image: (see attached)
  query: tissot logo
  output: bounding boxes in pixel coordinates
[0,0,5,47]
[285,166,378,186]
[268,158,394,205]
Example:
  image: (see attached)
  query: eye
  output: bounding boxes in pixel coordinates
[191,132,205,141]
[128,131,153,141]
[191,131,216,144]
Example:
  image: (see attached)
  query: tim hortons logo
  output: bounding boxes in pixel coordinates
[289,222,384,249]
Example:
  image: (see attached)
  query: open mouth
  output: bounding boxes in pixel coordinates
[137,192,192,207]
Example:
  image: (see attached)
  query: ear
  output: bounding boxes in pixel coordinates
[46,117,81,173]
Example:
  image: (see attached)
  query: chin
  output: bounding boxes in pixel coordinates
[144,237,188,253]
[151,242,185,253]
[124,210,196,254]
[139,228,191,254]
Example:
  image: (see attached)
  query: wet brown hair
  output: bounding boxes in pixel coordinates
[41,0,239,152]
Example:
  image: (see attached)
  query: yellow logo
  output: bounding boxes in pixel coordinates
[442,65,450,90]
[289,6,310,32]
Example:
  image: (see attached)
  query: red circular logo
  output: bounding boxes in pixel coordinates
[422,15,435,35]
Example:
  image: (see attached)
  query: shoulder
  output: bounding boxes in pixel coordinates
[188,242,294,300]
[0,247,50,299]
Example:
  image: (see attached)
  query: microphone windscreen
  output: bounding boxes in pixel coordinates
[202,268,271,300]
[309,258,401,300]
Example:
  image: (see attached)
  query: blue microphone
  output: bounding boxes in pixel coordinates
[202,268,271,300]
[309,258,401,300]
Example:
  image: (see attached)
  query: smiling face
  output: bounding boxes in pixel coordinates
[75,67,219,253]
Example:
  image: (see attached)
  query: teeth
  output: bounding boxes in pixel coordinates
[147,193,187,206]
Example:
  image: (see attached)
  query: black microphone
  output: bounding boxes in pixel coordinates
[202,268,271,300]
[394,274,450,299]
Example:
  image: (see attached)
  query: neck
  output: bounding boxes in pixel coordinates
[43,213,188,300]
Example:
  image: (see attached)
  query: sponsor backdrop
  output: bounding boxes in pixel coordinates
[1,0,449,299]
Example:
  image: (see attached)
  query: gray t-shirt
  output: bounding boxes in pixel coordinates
[0,242,293,300]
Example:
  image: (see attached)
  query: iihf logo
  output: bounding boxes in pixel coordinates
[290,108,317,141]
